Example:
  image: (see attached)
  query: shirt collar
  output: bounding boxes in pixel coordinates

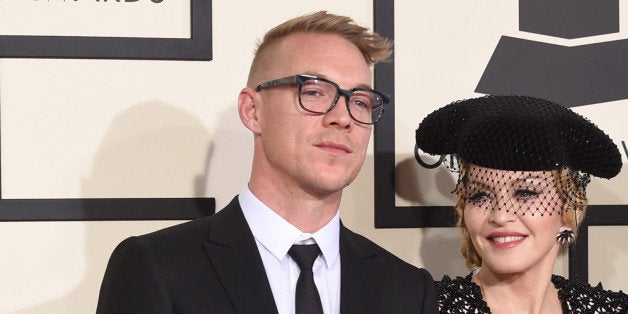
[239,184,340,269]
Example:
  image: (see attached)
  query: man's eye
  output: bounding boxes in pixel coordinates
[302,89,323,97]
[352,100,372,110]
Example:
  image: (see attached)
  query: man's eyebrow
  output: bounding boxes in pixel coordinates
[303,72,373,89]
[354,83,373,90]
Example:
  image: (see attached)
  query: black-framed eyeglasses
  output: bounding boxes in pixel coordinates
[255,74,389,125]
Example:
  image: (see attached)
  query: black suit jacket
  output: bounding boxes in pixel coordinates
[97,197,438,313]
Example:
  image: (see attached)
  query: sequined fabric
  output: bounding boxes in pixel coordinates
[436,274,490,313]
[436,274,628,313]
[553,275,628,313]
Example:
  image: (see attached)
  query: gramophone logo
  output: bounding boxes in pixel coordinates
[476,1,628,108]
[416,0,627,167]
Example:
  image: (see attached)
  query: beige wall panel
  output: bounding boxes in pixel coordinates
[0,221,181,313]
[589,226,628,292]
[0,1,190,38]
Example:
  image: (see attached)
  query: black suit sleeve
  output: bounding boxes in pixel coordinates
[418,268,439,314]
[96,236,173,314]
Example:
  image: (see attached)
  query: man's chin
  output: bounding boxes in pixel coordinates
[304,178,353,197]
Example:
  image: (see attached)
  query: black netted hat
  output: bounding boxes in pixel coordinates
[415,95,622,179]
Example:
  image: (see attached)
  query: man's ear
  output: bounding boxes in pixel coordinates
[238,87,262,134]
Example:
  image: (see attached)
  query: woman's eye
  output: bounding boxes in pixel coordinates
[466,191,489,202]
[515,189,538,198]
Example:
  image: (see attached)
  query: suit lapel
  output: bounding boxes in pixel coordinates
[338,224,379,313]
[203,198,278,314]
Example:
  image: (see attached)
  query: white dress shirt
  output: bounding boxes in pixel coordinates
[239,185,341,314]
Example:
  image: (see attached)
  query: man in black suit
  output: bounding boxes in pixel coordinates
[97,11,437,314]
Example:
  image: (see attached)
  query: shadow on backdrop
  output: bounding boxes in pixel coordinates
[13,101,211,314]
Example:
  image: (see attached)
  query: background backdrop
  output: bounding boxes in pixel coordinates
[0,1,626,313]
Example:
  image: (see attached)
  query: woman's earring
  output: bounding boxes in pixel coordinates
[556,228,575,244]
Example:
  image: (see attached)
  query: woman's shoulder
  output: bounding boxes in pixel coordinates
[436,273,491,313]
[552,274,628,313]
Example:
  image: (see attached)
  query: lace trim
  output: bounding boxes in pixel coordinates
[435,274,628,313]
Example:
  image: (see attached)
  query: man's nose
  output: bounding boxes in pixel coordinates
[322,94,353,128]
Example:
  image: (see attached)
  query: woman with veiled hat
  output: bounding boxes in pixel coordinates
[415,95,627,313]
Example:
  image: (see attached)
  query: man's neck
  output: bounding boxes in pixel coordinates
[248,181,342,233]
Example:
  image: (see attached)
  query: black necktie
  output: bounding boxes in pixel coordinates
[288,244,324,314]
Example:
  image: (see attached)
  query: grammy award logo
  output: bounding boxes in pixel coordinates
[415,0,628,168]
[476,0,628,108]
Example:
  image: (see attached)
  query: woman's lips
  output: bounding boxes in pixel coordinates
[487,232,527,249]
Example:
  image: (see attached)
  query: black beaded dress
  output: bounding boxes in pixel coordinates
[436,273,628,313]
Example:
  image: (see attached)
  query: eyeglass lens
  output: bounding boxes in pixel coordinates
[299,78,383,124]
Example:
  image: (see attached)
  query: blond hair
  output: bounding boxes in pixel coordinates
[247,11,392,86]
[454,161,588,270]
